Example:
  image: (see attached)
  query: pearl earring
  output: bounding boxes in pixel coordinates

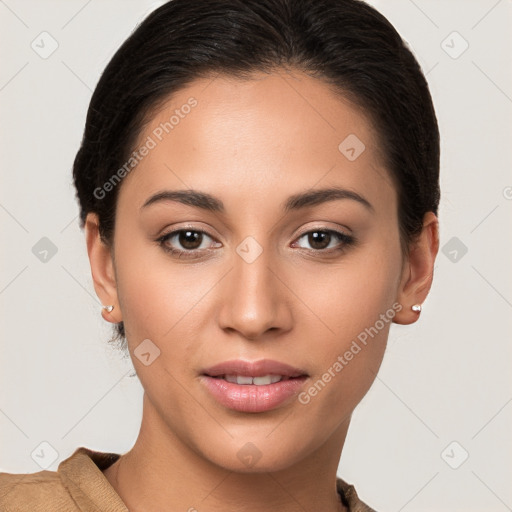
[411,304,422,313]
[102,305,114,313]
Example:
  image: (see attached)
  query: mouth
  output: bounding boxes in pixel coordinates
[209,374,298,385]
[199,359,309,413]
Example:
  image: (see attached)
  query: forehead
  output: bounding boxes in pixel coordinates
[117,69,395,215]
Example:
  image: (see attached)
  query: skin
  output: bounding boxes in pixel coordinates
[85,68,439,512]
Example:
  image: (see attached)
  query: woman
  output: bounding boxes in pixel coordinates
[0,0,439,510]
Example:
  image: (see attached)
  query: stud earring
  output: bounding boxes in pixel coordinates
[411,304,422,313]
[102,305,114,313]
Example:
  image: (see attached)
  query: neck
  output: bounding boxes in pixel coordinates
[104,393,350,512]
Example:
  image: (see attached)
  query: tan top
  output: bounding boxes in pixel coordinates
[0,446,376,511]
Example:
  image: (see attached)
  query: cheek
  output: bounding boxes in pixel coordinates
[113,235,219,370]
[300,236,401,400]
[116,260,202,344]
[308,238,400,341]
[322,267,398,345]
[113,232,170,343]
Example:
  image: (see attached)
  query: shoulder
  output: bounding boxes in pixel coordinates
[0,469,76,511]
[336,476,378,512]
[0,446,125,512]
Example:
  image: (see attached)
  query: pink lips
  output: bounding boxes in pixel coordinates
[200,359,308,413]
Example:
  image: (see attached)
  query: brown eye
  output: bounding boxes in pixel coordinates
[306,231,331,250]
[157,228,221,259]
[176,230,203,250]
[294,229,354,253]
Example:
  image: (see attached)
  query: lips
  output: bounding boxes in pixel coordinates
[200,359,309,413]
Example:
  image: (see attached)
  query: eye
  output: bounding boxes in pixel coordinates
[156,227,355,259]
[157,228,221,258]
[293,229,355,253]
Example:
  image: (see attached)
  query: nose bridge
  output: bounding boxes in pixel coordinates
[219,236,289,339]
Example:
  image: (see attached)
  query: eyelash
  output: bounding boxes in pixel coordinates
[156,227,356,260]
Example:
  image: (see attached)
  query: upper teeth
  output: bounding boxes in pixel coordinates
[223,374,283,385]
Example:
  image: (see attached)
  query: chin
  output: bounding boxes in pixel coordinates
[195,431,318,474]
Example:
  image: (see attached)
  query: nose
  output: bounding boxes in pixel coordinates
[218,244,293,341]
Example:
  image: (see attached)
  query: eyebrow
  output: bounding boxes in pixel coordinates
[140,187,374,214]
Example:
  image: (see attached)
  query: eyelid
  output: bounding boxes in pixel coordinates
[155,221,218,238]
[294,223,353,238]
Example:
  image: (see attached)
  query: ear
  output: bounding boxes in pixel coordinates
[393,211,439,325]
[84,212,122,324]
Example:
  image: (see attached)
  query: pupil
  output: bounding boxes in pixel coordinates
[180,230,201,249]
[309,231,330,250]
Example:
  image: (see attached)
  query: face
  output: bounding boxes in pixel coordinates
[93,69,409,472]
